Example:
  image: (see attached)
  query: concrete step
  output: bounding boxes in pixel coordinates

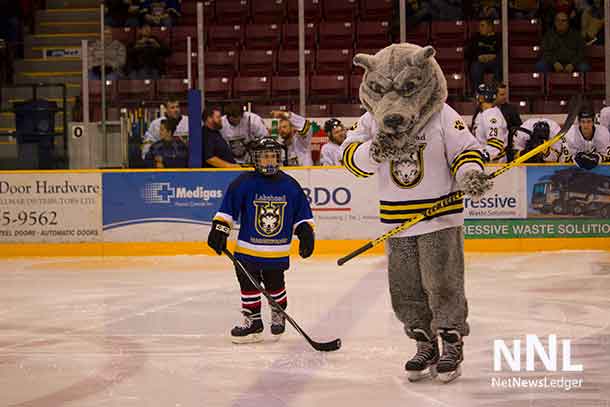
[0,112,68,131]
[36,8,100,23]
[1,84,80,107]
[47,0,101,10]
[26,33,99,48]
[14,58,83,73]
[38,21,101,34]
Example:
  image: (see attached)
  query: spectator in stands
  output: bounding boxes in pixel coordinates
[581,0,604,45]
[144,118,188,168]
[142,100,189,158]
[466,18,502,94]
[271,110,314,166]
[472,0,500,19]
[140,0,181,27]
[126,24,170,79]
[320,119,347,166]
[397,0,464,28]
[509,0,539,18]
[88,28,126,80]
[536,12,590,73]
[220,103,269,165]
[104,0,141,27]
[203,106,239,168]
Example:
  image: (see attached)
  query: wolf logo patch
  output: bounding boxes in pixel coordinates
[254,200,287,237]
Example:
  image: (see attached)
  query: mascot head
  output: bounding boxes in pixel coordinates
[354,44,447,156]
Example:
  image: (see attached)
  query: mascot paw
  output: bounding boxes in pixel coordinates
[458,170,493,198]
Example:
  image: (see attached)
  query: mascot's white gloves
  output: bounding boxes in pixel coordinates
[457,169,494,199]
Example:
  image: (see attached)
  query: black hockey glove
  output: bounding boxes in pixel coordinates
[207,219,231,255]
[295,222,315,259]
[574,152,599,170]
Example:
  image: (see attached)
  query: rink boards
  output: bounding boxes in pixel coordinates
[0,165,609,257]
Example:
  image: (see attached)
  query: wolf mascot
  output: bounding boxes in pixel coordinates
[340,44,492,383]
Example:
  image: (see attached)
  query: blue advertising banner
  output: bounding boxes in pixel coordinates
[103,171,242,241]
[526,165,610,218]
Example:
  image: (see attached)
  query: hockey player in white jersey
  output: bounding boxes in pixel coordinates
[473,83,509,163]
[220,103,269,164]
[340,44,493,384]
[270,110,314,166]
[142,100,189,158]
[320,118,347,166]
[566,108,610,169]
[513,118,567,162]
[599,106,610,132]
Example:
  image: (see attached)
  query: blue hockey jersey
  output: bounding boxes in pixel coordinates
[213,171,314,270]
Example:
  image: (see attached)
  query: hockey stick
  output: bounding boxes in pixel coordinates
[222,248,342,352]
[337,95,583,266]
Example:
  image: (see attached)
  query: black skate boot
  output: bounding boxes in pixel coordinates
[405,329,439,382]
[270,307,286,338]
[437,329,464,383]
[231,311,264,344]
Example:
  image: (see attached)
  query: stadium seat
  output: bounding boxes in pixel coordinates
[318,21,355,49]
[591,99,607,113]
[150,27,170,47]
[323,0,359,22]
[91,106,120,121]
[166,52,195,78]
[508,72,544,97]
[356,21,392,49]
[532,98,571,114]
[450,101,477,116]
[306,103,331,117]
[331,103,365,117]
[157,79,191,100]
[402,22,430,46]
[360,0,393,21]
[310,74,349,101]
[286,0,322,22]
[117,80,156,101]
[180,1,214,25]
[251,0,287,23]
[509,45,540,72]
[271,75,303,99]
[350,73,363,100]
[547,72,584,97]
[514,99,532,115]
[204,50,239,77]
[252,103,293,118]
[171,26,198,52]
[88,80,117,103]
[277,49,314,76]
[434,47,465,75]
[111,28,135,46]
[282,23,317,49]
[245,24,282,50]
[239,49,276,76]
[445,73,466,97]
[215,0,251,24]
[585,45,605,72]
[585,72,605,95]
[207,25,244,50]
[234,76,271,99]
[315,48,354,75]
[508,19,541,46]
[430,20,467,47]
[203,77,233,100]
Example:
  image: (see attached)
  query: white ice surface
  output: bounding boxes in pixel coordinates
[0,251,609,407]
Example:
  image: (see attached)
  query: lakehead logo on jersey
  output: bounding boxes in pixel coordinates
[253,194,286,237]
[490,334,584,391]
[141,182,223,206]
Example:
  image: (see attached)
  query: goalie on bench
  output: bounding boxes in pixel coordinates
[207,137,315,344]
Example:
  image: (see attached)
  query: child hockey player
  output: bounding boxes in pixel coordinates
[207,137,315,343]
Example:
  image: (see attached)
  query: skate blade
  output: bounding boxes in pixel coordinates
[407,365,438,382]
[437,365,462,383]
[268,333,283,342]
[231,333,264,344]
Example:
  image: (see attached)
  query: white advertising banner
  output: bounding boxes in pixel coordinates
[464,165,528,219]
[0,173,102,242]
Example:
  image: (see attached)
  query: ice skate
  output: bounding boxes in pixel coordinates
[269,306,286,340]
[231,312,264,344]
[437,329,463,383]
[405,329,439,382]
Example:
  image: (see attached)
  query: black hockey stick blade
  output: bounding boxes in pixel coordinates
[222,249,342,352]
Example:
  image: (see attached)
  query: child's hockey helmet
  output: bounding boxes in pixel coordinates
[253,137,283,176]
